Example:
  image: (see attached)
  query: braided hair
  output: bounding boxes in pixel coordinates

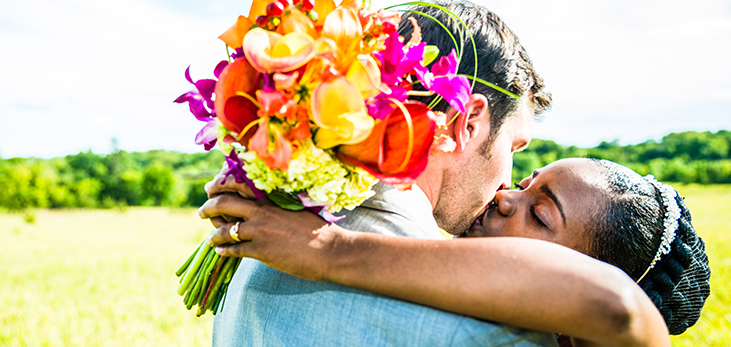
[589,159,711,335]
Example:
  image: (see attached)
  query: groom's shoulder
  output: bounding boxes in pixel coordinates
[336,182,443,239]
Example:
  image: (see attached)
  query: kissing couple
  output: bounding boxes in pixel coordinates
[198,1,710,346]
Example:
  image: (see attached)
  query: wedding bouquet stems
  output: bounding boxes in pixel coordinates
[176,233,242,317]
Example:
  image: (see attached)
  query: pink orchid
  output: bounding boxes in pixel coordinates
[374,31,426,86]
[414,49,471,114]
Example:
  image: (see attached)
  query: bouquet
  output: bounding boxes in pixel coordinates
[174,0,479,317]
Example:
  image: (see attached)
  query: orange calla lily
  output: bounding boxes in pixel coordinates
[311,77,374,149]
[346,54,388,99]
[218,15,253,48]
[279,8,316,38]
[244,28,316,73]
[338,102,437,184]
[214,58,262,144]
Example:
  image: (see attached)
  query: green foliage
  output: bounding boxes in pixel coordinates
[513,130,731,184]
[0,149,224,210]
[0,130,729,210]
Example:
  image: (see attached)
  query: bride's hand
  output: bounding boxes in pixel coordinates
[204,162,257,199]
[198,194,342,281]
[203,162,256,228]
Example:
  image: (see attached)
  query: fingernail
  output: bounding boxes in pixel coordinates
[215,247,223,254]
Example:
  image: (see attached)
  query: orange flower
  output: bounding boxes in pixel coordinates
[249,118,293,170]
[338,102,437,185]
[311,77,374,149]
[256,89,297,120]
[214,58,262,145]
[218,15,253,48]
[244,28,316,73]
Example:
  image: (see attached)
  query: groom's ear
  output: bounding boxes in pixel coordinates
[454,94,490,152]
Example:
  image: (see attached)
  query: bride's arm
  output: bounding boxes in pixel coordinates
[200,194,669,347]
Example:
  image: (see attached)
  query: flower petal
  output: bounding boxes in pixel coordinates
[195,119,219,151]
[338,102,436,184]
[313,0,336,27]
[279,8,316,37]
[224,150,265,199]
[429,74,471,114]
[346,54,386,99]
[248,0,274,20]
[218,15,253,49]
[244,28,315,73]
[214,58,262,134]
[249,120,293,170]
[311,77,374,149]
[322,6,362,56]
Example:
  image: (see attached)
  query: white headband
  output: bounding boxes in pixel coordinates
[636,175,682,283]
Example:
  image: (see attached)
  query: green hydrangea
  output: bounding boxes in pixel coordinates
[240,140,377,213]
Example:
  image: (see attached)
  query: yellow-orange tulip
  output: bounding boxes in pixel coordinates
[311,77,374,149]
[244,28,316,73]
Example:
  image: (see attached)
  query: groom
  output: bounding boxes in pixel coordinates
[202,1,553,345]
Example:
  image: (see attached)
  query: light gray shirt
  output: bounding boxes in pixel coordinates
[212,183,557,346]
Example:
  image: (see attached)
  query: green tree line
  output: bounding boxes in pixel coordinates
[0,150,225,211]
[1,130,729,211]
[513,130,731,183]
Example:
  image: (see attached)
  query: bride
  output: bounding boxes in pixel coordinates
[200,158,710,346]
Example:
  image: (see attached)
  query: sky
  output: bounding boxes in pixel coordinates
[1,0,729,159]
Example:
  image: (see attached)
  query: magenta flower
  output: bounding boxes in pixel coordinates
[414,49,471,114]
[374,31,426,86]
[366,85,408,120]
[297,192,346,222]
[196,119,218,151]
[174,61,229,151]
[224,150,265,199]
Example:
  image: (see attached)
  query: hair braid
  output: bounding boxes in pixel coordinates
[589,160,710,335]
[638,195,710,334]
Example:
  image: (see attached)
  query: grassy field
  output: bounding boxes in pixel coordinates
[0,184,729,346]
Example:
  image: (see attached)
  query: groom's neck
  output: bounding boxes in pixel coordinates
[414,170,441,211]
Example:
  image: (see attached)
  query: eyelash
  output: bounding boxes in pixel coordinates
[530,205,547,228]
[516,181,547,228]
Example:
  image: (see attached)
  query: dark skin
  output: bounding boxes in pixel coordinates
[199,159,669,347]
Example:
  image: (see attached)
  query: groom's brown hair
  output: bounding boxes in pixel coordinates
[399,0,552,141]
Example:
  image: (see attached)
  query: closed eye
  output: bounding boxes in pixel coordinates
[530,205,547,228]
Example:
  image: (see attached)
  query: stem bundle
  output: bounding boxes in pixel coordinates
[176,231,242,317]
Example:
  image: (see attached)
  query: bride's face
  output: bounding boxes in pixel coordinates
[461,158,606,254]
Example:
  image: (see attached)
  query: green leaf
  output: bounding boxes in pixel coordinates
[423,45,440,66]
[267,190,305,210]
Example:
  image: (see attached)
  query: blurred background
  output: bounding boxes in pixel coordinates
[0,0,729,345]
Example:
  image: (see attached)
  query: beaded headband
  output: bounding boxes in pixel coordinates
[636,175,682,283]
